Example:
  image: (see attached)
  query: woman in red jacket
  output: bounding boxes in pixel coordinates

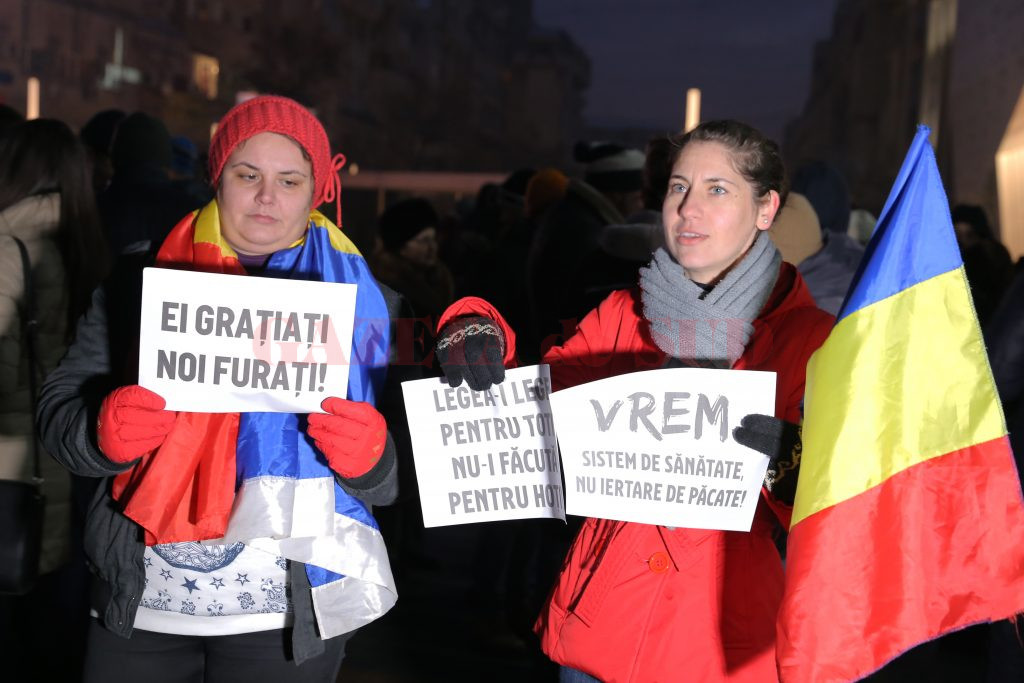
[435,120,833,682]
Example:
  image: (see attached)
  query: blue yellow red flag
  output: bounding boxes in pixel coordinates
[777,126,1024,682]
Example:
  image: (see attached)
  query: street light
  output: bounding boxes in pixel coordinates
[26,77,39,119]
[684,88,701,133]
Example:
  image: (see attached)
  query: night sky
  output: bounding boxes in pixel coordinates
[533,0,841,142]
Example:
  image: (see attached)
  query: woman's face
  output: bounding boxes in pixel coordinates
[399,227,439,267]
[217,132,313,256]
[662,141,779,284]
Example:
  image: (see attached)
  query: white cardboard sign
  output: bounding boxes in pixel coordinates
[138,267,357,413]
[548,367,776,531]
[401,365,564,527]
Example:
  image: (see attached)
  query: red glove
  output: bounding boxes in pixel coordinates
[307,397,387,478]
[97,385,177,464]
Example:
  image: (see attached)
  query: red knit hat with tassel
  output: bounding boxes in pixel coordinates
[208,95,346,226]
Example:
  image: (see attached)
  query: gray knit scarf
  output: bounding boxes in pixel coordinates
[638,231,782,368]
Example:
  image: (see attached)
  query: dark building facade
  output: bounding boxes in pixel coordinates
[0,0,590,172]
[783,0,934,215]
[783,0,1024,258]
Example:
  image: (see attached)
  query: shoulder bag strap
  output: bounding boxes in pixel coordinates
[11,236,41,483]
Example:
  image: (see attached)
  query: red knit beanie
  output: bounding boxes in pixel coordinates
[208,95,345,225]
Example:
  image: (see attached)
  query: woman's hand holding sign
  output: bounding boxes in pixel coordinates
[732,414,802,505]
[308,397,387,478]
[435,316,506,391]
[97,385,177,464]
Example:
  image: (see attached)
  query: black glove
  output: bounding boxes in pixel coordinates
[435,316,506,391]
[732,414,802,506]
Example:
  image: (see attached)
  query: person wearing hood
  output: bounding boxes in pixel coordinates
[169,134,215,208]
[79,108,126,194]
[788,160,864,315]
[431,120,833,682]
[97,112,206,256]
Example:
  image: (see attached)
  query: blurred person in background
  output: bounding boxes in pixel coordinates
[789,160,864,315]
[595,135,675,270]
[0,117,110,682]
[369,197,454,325]
[79,108,126,195]
[169,133,215,208]
[527,141,646,351]
[98,112,204,255]
[444,170,532,302]
[502,167,570,363]
[951,204,1014,327]
[981,262,1024,681]
[846,207,876,246]
[0,103,24,139]
[767,192,824,270]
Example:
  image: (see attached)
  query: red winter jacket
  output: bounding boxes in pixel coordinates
[439,263,833,683]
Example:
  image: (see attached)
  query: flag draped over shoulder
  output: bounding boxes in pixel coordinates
[112,200,396,639]
[776,126,1024,682]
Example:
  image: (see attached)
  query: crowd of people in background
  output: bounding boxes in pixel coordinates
[0,94,1022,683]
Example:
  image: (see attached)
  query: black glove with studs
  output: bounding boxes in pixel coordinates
[732,414,802,506]
[435,316,506,391]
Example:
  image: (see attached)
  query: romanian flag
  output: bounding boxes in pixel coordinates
[776,126,1024,682]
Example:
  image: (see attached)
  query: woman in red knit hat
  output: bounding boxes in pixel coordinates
[38,95,400,682]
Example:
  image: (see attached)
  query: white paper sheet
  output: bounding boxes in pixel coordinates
[549,367,776,531]
[402,365,565,527]
[138,267,357,413]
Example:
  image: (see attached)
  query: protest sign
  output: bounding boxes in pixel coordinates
[402,365,564,527]
[549,367,776,531]
[138,268,357,413]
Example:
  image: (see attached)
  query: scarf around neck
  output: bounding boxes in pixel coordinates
[638,231,782,368]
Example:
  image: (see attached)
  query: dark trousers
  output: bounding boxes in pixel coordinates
[0,477,95,683]
[83,619,346,683]
[0,562,91,683]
